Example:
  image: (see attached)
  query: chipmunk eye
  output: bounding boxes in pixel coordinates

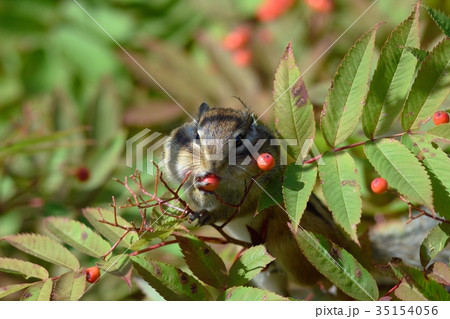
[195,131,200,140]
[235,134,244,147]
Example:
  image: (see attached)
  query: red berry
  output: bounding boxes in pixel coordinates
[199,174,220,192]
[86,266,100,283]
[232,48,252,67]
[75,167,90,182]
[257,153,275,171]
[223,26,251,51]
[433,111,449,125]
[304,0,334,13]
[371,178,388,194]
[257,0,295,21]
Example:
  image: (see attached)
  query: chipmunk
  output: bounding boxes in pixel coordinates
[162,102,350,293]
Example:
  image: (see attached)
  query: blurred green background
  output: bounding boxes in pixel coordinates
[0,0,448,300]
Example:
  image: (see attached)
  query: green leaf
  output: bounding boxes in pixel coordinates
[131,256,210,301]
[98,254,131,275]
[318,152,361,242]
[273,42,315,160]
[0,283,33,299]
[404,46,429,62]
[321,25,378,147]
[83,208,138,248]
[362,3,420,137]
[44,217,112,259]
[2,233,80,271]
[228,246,274,287]
[296,230,379,300]
[428,167,450,220]
[401,39,450,130]
[52,270,86,301]
[0,257,49,280]
[174,234,228,289]
[427,123,450,144]
[282,163,317,232]
[21,280,53,301]
[257,174,283,211]
[218,287,288,301]
[420,223,450,267]
[364,139,433,211]
[402,134,450,195]
[426,6,450,37]
[395,279,428,301]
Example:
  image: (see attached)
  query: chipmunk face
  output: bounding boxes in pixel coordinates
[162,102,281,222]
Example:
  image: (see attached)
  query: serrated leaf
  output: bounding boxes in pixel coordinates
[52,270,86,301]
[426,6,450,37]
[257,174,283,211]
[402,134,450,195]
[420,223,450,267]
[131,256,210,301]
[21,280,53,301]
[2,234,80,271]
[44,217,112,259]
[0,283,33,299]
[321,25,378,147]
[219,286,288,301]
[392,261,450,300]
[273,42,315,160]
[97,254,132,287]
[364,139,433,211]
[296,230,379,300]
[282,163,317,232]
[426,165,450,220]
[362,3,420,137]
[404,46,429,62]
[395,279,428,301]
[318,152,361,242]
[401,39,450,130]
[228,246,274,287]
[0,257,49,280]
[427,262,450,286]
[427,123,450,143]
[174,234,227,289]
[83,208,138,248]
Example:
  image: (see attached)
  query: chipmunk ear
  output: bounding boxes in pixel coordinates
[197,102,210,119]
